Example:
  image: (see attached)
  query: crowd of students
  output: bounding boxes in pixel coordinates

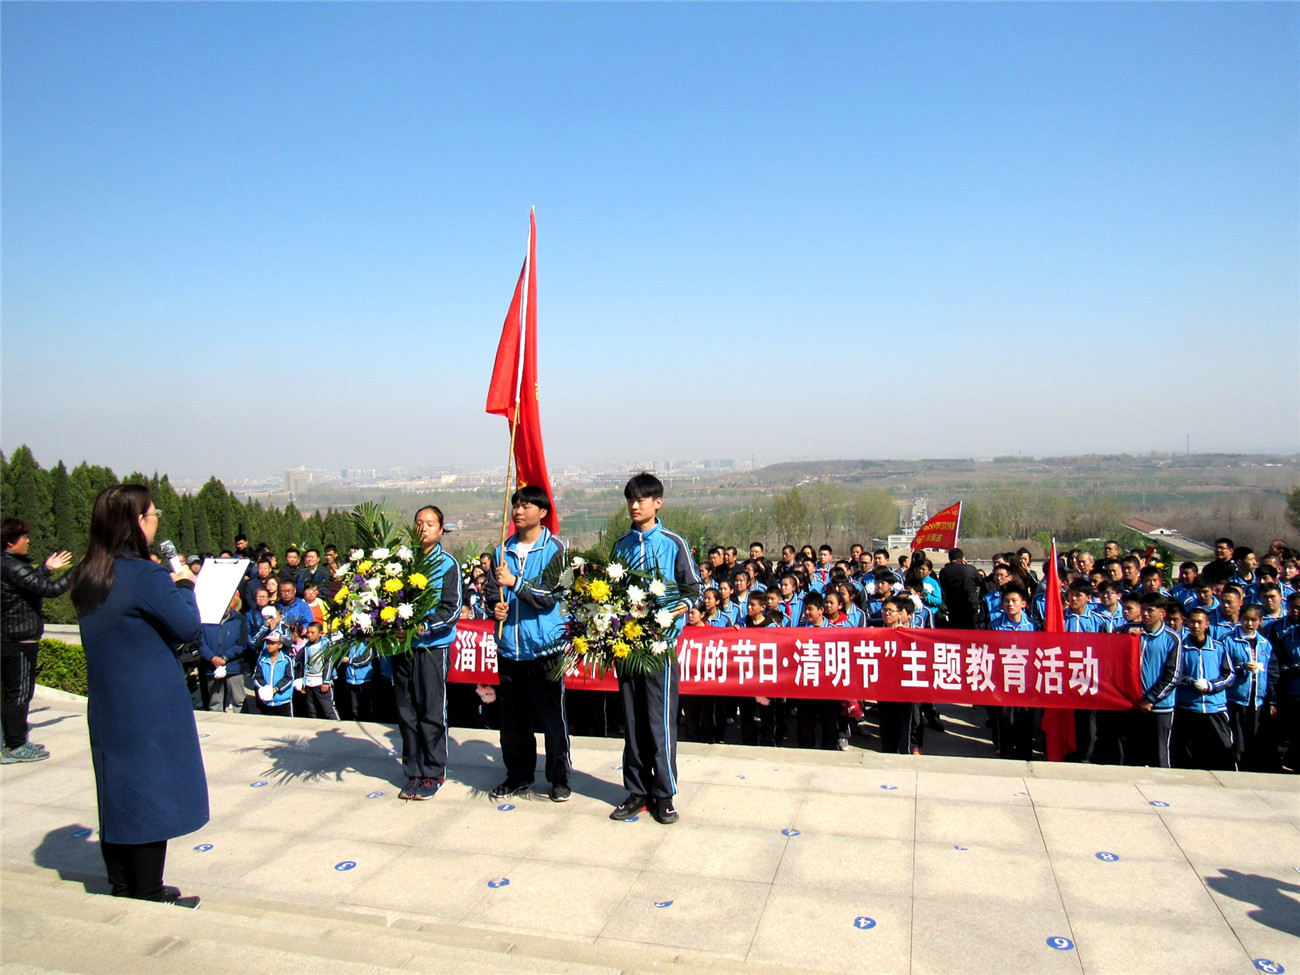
[188,533,1300,774]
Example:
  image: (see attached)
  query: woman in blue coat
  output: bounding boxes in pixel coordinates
[71,484,206,908]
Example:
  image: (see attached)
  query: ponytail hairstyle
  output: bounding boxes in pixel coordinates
[70,484,152,615]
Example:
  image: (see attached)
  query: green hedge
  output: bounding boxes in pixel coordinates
[36,638,87,696]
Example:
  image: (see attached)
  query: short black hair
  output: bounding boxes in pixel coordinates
[511,485,552,513]
[802,591,825,611]
[1,518,29,548]
[623,471,663,500]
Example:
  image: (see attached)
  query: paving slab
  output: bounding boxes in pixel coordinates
[3,688,1299,975]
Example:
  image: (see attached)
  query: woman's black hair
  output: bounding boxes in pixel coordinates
[71,483,153,615]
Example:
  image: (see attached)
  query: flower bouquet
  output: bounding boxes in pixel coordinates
[326,503,445,662]
[548,556,688,679]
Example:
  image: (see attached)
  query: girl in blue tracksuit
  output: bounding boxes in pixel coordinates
[251,631,295,717]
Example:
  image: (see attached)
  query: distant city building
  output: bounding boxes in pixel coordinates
[285,468,310,497]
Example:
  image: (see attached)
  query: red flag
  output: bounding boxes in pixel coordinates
[1040,538,1076,761]
[485,210,558,532]
[911,502,962,551]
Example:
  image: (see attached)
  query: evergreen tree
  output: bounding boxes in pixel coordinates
[177,494,198,556]
[4,446,53,555]
[49,461,79,554]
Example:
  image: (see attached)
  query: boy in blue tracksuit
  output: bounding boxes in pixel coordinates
[482,486,572,803]
[1268,593,1300,771]
[1132,593,1183,768]
[295,621,339,720]
[394,505,463,802]
[608,473,702,826]
[251,630,295,716]
[1224,605,1274,771]
[1171,607,1236,770]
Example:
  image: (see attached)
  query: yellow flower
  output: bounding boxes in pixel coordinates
[573,636,589,656]
[384,578,403,593]
[408,572,428,590]
[622,620,643,640]
[335,585,349,601]
[358,560,373,573]
[612,641,631,658]
[330,618,341,632]
[588,579,612,603]
[380,606,398,622]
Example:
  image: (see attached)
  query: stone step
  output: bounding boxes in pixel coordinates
[1,865,819,975]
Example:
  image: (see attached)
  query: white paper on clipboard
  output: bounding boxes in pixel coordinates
[194,558,250,625]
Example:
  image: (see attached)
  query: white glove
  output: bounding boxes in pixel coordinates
[293,678,304,692]
[257,685,274,702]
[1193,678,1210,693]
[213,665,227,680]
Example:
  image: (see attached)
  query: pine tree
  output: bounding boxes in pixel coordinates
[49,461,80,554]
[4,446,53,555]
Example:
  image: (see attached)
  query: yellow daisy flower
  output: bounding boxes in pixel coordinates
[380,606,398,622]
[588,579,612,603]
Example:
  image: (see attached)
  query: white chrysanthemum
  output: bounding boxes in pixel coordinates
[397,603,414,620]
[592,613,611,633]
[571,556,586,568]
[558,568,575,588]
[385,562,402,576]
[606,563,626,581]
[396,546,413,561]
[654,608,675,628]
[648,579,667,598]
[372,548,391,560]
[627,585,646,603]
[335,563,351,578]
[651,640,668,655]
[352,611,374,632]
[366,576,382,590]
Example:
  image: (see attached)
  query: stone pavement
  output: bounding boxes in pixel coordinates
[2,687,1298,975]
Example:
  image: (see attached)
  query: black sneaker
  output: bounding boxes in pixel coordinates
[413,777,442,801]
[609,793,647,821]
[159,889,201,909]
[489,777,533,799]
[399,777,420,800]
[651,797,679,825]
[549,783,571,802]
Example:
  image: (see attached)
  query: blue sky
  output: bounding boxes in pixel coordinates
[3,2,1297,483]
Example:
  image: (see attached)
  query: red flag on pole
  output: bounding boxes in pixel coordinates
[911,502,962,551]
[485,210,558,532]
[1040,538,1076,761]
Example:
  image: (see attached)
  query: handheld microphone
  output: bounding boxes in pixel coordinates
[159,539,185,573]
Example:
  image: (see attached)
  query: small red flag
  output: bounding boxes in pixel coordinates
[911,502,962,551]
[1040,538,1076,761]
[485,210,558,532]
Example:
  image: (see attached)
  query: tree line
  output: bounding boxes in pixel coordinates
[1,446,368,621]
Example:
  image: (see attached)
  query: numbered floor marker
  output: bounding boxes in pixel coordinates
[250,781,268,788]
[954,845,968,851]
[654,900,673,909]
[880,785,898,791]
[497,803,516,812]
[70,828,93,840]
[1149,800,1170,807]
[853,916,877,930]
[1046,936,1074,951]
[1095,852,1120,862]
[366,791,384,799]
[197,733,211,739]
[1252,960,1284,974]
[781,828,801,837]
[334,861,357,872]
[193,844,214,853]
[488,878,510,889]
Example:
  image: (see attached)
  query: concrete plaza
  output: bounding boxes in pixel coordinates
[2,687,1297,975]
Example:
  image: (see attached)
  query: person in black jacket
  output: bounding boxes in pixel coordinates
[937,548,981,630]
[1,518,73,763]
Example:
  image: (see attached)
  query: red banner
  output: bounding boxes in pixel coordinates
[449,621,1142,710]
[911,501,962,551]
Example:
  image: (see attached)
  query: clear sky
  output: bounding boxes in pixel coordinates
[3,1,1297,483]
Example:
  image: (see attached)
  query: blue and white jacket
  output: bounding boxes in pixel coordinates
[1139,625,1183,712]
[340,642,375,685]
[611,520,702,643]
[1224,630,1274,708]
[1174,635,1235,713]
[482,527,568,661]
[252,650,295,707]
[410,544,462,652]
[1267,619,1300,702]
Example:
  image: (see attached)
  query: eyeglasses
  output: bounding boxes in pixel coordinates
[144,509,162,519]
